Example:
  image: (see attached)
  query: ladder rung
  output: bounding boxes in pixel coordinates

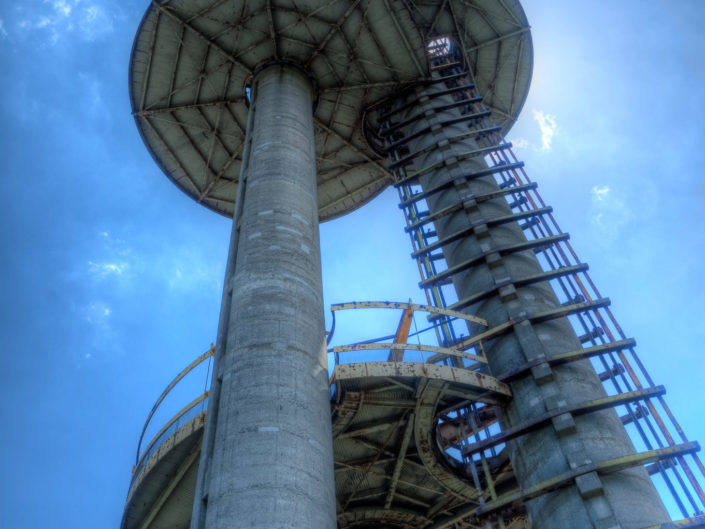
[419,234,570,289]
[378,83,478,120]
[403,182,539,234]
[398,161,524,206]
[382,100,486,140]
[446,264,590,313]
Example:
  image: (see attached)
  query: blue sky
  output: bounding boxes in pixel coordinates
[0,1,704,528]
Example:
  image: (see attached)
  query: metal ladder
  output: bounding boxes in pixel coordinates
[373,41,705,527]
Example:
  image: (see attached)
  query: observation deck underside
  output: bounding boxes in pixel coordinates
[129,0,532,220]
[122,361,516,529]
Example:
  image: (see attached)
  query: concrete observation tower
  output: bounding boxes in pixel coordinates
[123,2,705,529]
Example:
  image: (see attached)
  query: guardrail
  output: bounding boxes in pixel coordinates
[132,345,215,478]
[328,299,488,366]
[326,300,512,407]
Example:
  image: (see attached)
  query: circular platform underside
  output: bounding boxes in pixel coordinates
[122,370,520,529]
[129,0,532,220]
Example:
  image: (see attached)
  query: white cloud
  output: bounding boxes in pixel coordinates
[0,18,8,39]
[16,1,114,44]
[84,301,111,325]
[532,109,557,151]
[87,231,222,294]
[591,185,610,202]
[36,16,53,29]
[88,260,126,277]
[48,0,72,17]
[589,185,633,242]
[78,4,113,39]
[510,137,530,149]
[161,251,222,294]
[77,71,111,124]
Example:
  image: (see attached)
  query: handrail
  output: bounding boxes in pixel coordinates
[330,342,486,364]
[330,300,488,327]
[135,392,209,471]
[134,345,215,465]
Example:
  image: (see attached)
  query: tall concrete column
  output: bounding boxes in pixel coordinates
[197,63,336,529]
[394,82,669,529]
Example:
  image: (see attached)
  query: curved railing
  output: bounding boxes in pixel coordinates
[327,300,509,442]
[132,345,215,478]
[327,300,705,524]
[327,300,513,404]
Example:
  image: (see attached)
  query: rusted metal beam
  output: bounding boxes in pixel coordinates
[330,300,487,327]
[342,415,407,510]
[336,419,397,440]
[320,80,413,94]
[133,99,245,117]
[333,362,510,398]
[333,343,486,364]
[334,456,396,472]
[389,307,415,362]
[361,398,417,409]
[350,436,427,474]
[384,412,415,508]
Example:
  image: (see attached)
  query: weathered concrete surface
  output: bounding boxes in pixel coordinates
[195,64,336,529]
[393,81,669,529]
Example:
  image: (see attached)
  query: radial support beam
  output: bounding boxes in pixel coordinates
[192,63,336,529]
[151,1,251,74]
[384,412,415,508]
